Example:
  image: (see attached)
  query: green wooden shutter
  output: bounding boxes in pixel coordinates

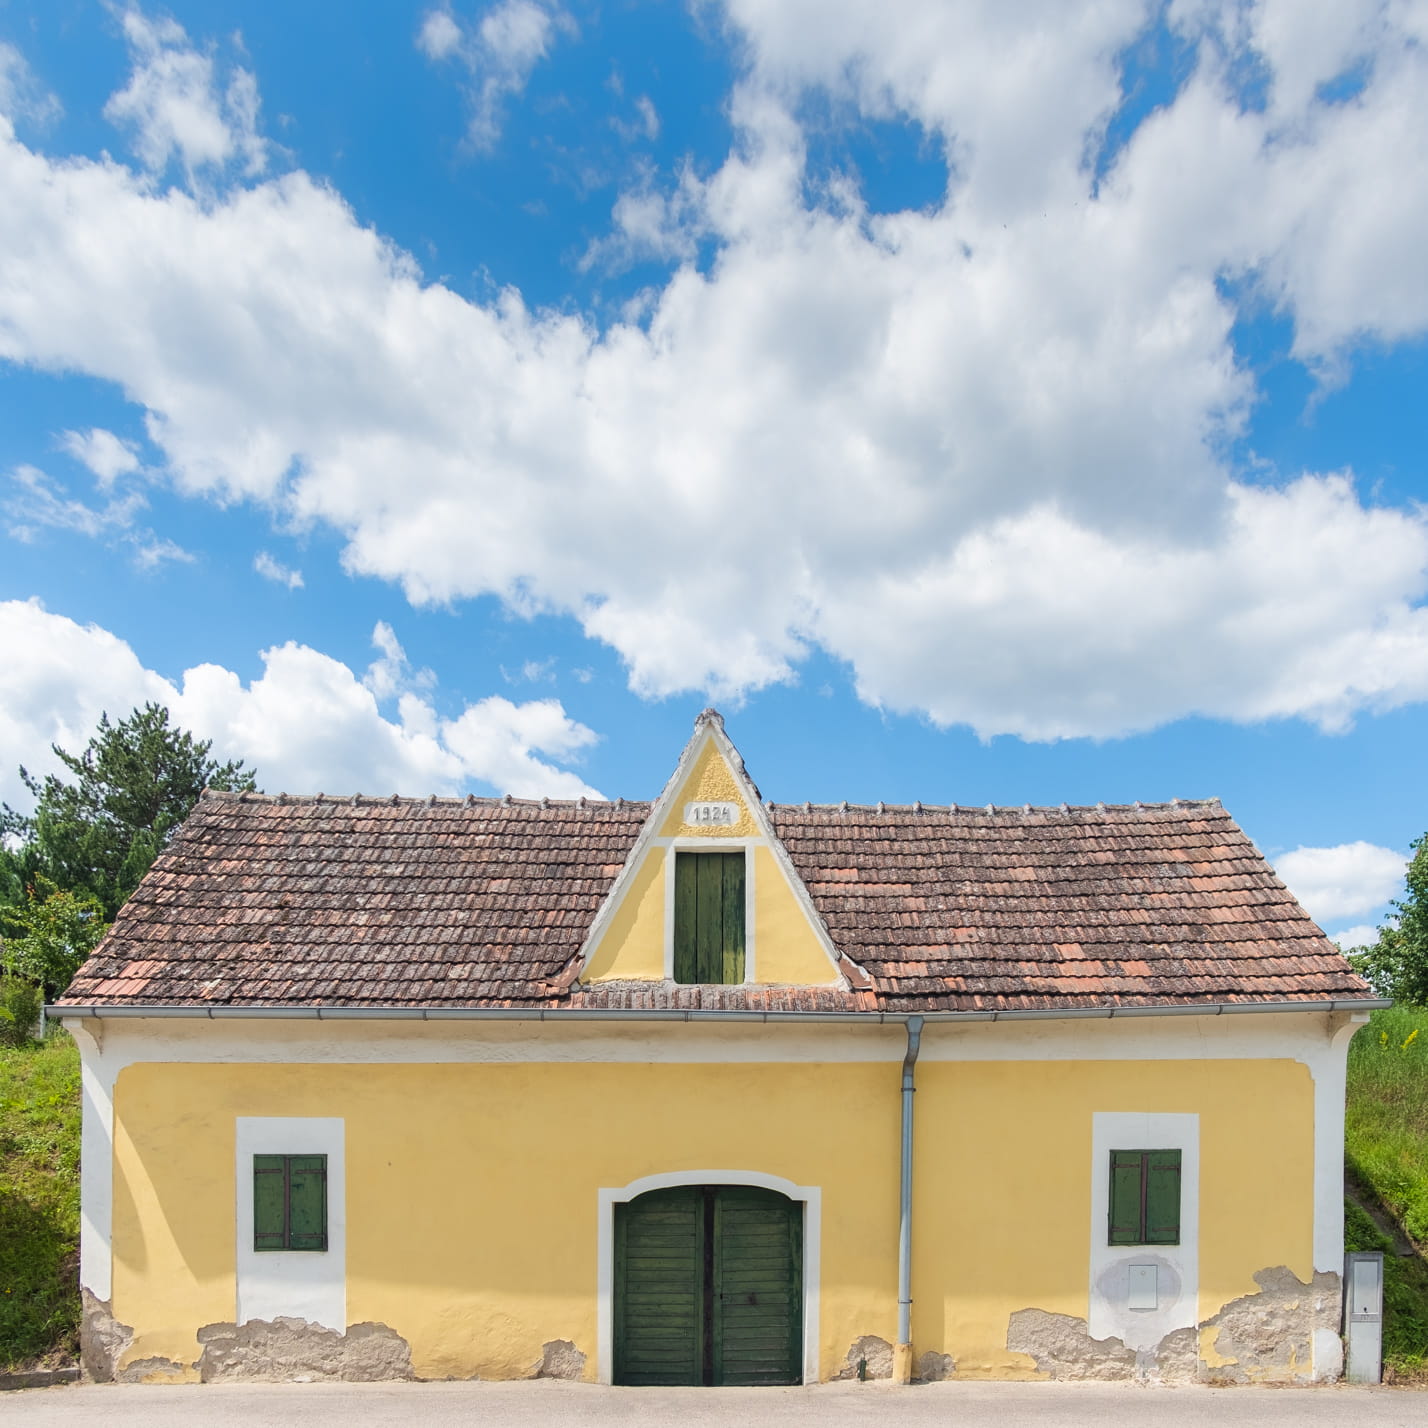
[1143,1149,1181,1245]
[694,853,725,983]
[614,1187,705,1386]
[287,1155,328,1251]
[1108,1151,1144,1245]
[674,854,699,983]
[673,852,746,985]
[718,855,745,984]
[711,1187,802,1386]
[253,1155,287,1251]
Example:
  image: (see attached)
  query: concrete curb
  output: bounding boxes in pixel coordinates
[0,1367,81,1391]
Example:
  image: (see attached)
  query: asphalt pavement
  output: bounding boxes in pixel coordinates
[3,1379,1427,1427]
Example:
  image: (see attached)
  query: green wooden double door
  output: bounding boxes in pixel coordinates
[614,1185,803,1386]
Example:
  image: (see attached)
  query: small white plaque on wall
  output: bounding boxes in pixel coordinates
[684,801,738,827]
[1127,1264,1159,1311]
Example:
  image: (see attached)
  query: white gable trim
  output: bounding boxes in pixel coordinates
[569,713,847,989]
[595,1168,822,1385]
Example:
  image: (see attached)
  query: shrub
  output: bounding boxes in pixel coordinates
[0,979,41,1049]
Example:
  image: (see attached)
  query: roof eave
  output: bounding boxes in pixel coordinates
[49,996,1391,1024]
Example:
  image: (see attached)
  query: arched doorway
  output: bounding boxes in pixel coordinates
[613,1184,804,1386]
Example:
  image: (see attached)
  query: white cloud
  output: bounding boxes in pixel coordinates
[131,534,195,569]
[1,9,1428,739]
[1274,841,1408,926]
[416,0,571,148]
[0,40,61,127]
[104,7,266,179]
[6,464,141,540]
[61,428,141,486]
[1327,924,1381,952]
[362,619,433,699]
[5,464,191,568]
[0,600,603,809]
[418,10,464,61]
[254,550,304,589]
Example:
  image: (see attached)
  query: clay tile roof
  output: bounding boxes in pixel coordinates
[57,790,1376,1014]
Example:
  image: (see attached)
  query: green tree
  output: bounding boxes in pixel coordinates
[1,703,256,920]
[1351,834,1428,1007]
[0,876,108,1000]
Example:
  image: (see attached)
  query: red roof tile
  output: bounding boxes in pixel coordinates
[56,790,1375,1013]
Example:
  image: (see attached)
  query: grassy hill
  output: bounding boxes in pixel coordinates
[1345,1006,1428,1381]
[0,1029,80,1370]
[1,1012,1427,1378]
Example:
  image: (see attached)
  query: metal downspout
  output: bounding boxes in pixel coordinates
[894,1014,925,1384]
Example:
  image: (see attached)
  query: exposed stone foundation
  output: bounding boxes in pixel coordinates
[1199,1266,1343,1383]
[529,1338,587,1380]
[196,1319,414,1382]
[1007,1266,1343,1384]
[80,1298,416,1385]
[916,1349,957,1381]
[79,1289,133,1383]
[834,1334,893,1379]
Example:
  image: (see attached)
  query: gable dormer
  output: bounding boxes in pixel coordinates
[575,711,845,988]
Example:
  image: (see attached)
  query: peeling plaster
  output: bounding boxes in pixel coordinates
[1007,1309,1139,1380]
[834,1335,893,1380]
[196,1319,414,1383]
[79,1289,133,1383]
[916,1349,956,1381]
[1007,1267,1343,1385]
[530,1339,586,1380]
[119,1355,194,1385]
[1199,1267,1342,1384]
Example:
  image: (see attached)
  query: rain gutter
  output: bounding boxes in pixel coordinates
[49,998,1390,1022]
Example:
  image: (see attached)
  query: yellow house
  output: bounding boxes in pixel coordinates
[56,710,1383,1386]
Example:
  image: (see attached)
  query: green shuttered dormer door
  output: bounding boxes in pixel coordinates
[673,851,746,984]
[614,1185,802,1386]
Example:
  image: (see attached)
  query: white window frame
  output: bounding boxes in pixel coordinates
[235,1116,346,1330]
[662,840,758,983]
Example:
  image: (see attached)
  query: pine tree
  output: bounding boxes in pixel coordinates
[1,703,256,920]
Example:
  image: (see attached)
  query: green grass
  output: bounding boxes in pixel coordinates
[1346,1006,1428,1382]
[0,1029,80,1371]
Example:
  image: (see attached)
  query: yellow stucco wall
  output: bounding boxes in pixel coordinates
[109,1054,1316,1382]
[658,742,756,838]
[582,846,666,981]
[751,846,839,985]
[913,1058,1315,1378]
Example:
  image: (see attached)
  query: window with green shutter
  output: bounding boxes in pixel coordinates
[1108,1149,1180,1245]
[253,1154,328,1252]
[673,851,746,984]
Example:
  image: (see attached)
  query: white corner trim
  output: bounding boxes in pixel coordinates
[1088,1113,1199,1352]
[1308,1013,1369,1276]
[68,1020,115,1303]
[596,1169,821,1385]
[235,1117,346,1331]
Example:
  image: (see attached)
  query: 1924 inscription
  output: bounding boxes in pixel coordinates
[684,801,738,826]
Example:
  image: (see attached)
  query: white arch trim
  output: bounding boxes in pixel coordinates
[596,1169,822,1386]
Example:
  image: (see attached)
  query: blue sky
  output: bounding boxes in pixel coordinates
[2,0,1426,946]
